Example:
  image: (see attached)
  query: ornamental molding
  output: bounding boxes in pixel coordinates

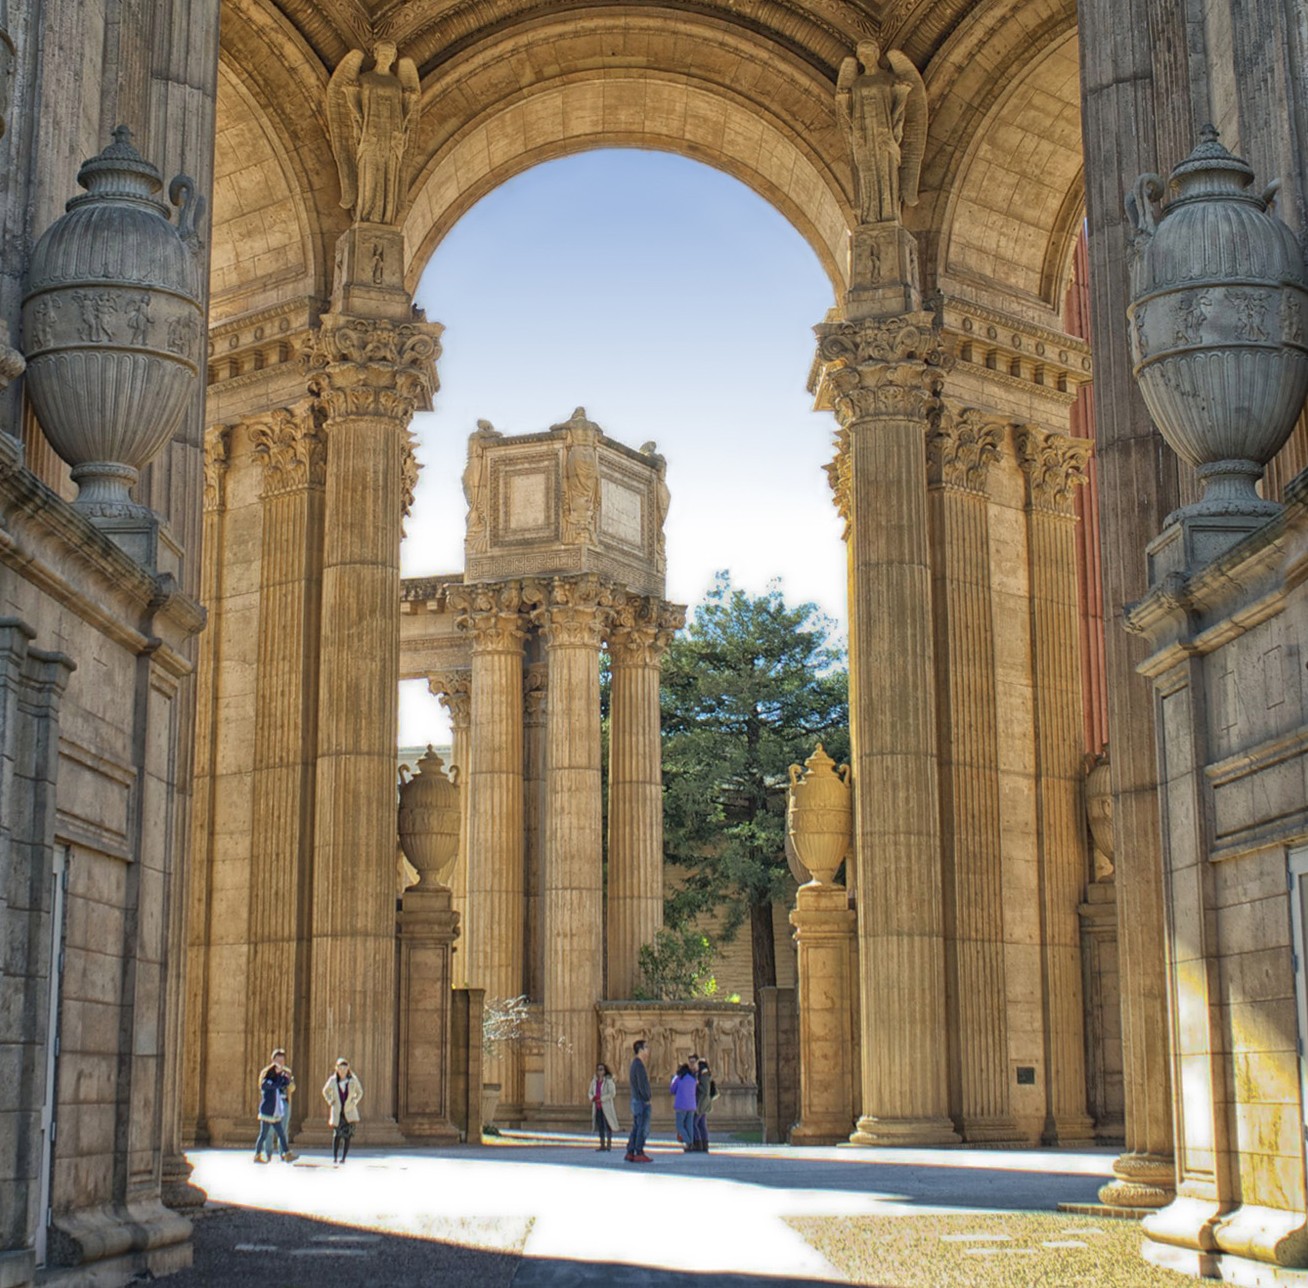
[249,400,326,497]
[608,590,685,666]
[428,668,471,727]
[1015,426,1092,515]
[525,573,612,650]
[202,423,232,512]
[927,404,1004,494]
[447,579,527,652]
[303,311,442,424]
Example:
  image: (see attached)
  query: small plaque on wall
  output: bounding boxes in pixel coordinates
[1015,1066,1036,1085]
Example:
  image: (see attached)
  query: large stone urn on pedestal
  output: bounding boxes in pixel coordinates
[22,126,204,557]
[786,745,859,1144]
[1126,125,1308,579]
[396,746,461,1140]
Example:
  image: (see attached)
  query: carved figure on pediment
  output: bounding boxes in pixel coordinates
[463,419,500,551]
[836,41,927,224]
[642,440,671,565]
[327,42,421,226]
[557,406,602,545]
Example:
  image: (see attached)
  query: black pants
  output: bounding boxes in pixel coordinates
[593,1106,611,1147]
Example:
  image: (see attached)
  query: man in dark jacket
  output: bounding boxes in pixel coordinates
[625,1040,653,1163]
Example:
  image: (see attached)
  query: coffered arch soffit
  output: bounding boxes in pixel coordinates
[214,0,1087,328]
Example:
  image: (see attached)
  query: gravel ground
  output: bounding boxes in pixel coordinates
[789,1211,1196,1287]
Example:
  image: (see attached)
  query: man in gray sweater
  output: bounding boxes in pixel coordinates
[624,1040,653,1162]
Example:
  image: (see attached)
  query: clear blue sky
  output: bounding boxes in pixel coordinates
[399,149,845,746]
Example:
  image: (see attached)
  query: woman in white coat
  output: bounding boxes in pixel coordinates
[322,1057,363,1164]
[588,1062,619,1151]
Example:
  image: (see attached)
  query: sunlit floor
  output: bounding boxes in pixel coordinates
[175,1133,1131,1286]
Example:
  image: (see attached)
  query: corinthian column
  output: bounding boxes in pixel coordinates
[531,575,607,1111]
[303,313,440,1139]
[927,405,1017,1143]
[814,312,958,1145]
[1017,427,1096,1144]
[450,581,527,1110]
[606,593,683,999]
[429,668,471,964]
[247,401,326,1134]
[523,662,548,1003]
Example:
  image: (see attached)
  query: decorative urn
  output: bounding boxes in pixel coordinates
[785,743,852,886]
[397,746,460,888]
[1125,126,1308,520]
[22,126,205,515]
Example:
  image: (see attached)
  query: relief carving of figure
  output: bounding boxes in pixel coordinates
[327,42,422,225]
[127,294,151,346]
[463,419,501,551]
[836,41,927,224]
[558,406,602,545]
[642,441,671,565]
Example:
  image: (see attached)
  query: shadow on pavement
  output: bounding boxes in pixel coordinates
[168,1204,862,1288]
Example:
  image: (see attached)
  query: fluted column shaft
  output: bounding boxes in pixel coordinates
[927,409,1016,1142]
[431,670,471,975]
[523,663,547,1002]
[247,403,324,1129]
[533,576,606,1107]
[815,313,957,1145]
[305,314,440,1136]
[1018,428,1096,1144]
[606,596,682,1000]
[453,583,527,1108]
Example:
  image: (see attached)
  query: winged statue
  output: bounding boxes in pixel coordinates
[326,42,421,226]
[835,41,928,224]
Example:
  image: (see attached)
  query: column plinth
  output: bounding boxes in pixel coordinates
[303,311,441,1140]
[816,310,958,1147]
[606,594,683,1000]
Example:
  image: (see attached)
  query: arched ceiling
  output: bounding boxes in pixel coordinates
[212,0,1085,330]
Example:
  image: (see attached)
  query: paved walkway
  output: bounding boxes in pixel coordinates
[174,1134,1119,1285]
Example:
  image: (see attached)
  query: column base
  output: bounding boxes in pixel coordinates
[1043,1112,1097,1146]
[850,1115,961,1147]
[958,1115,1024,1145]
[790,1120,854,1146]
[295,1115,407,1149]
[161,1152,208,1212]
[1099,1151,1175,1208]
[400,1117,462,1145]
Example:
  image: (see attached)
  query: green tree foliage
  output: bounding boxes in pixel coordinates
[633,927,719,1001]
[660,574,849,1009]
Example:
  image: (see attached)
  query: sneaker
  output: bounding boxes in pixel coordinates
[624,1152,636,1162]
[281,1151,297,1162]
[635,1153,653,1163]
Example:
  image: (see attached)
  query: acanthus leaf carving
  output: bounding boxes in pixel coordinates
[428,669,471,728]
[927,405,1004,493]
[447,580,527,652]
[1015,426,1092,515]
[249,400,326,497]
[526,573,611,650]
[202,423,232,512]
[303,312,442,425]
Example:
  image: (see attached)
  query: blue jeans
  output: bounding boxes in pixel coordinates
[254,1118,288,1157]
[675,1108,696,1147]
[694,1113,708,1147]
[626,1099,650,1155]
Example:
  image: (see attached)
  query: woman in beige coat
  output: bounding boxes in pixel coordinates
[322,1057,363,1165]
[588,1063,619,1151]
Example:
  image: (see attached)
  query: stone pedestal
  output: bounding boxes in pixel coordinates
[606,594,681,1000]
[532,575,606,1109]
[788,884,857,1144]
[846,222,921,318]
[927,407,1018,1143]
[330,224,410,320]
[815,309,959,1147]
[397,884,461,1142]
[303,311,440,1143]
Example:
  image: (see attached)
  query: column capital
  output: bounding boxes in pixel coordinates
[427,669,471,729]
[608,592,685,666]
[303,311,443,424]
[203,424,233,512]
[448,581,527,652]
[250,400,326,498]
[526,574,611,650]
[814,311,952,427]
[927,405,1004,495]
[1015,426,1092,516]
[401,429,421,519]
[524,662,548,724]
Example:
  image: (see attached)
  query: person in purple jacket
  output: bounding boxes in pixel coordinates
[670,1058,699,1152]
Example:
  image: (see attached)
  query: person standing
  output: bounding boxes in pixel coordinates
[588,1063,618,1151]
[624,1040,653,1163]
[322,1057,363,1165]
[670,1059,698,1153]
[693,1057,714,1153]
[272,1046,296,1152]
[253,1051,293,1163]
